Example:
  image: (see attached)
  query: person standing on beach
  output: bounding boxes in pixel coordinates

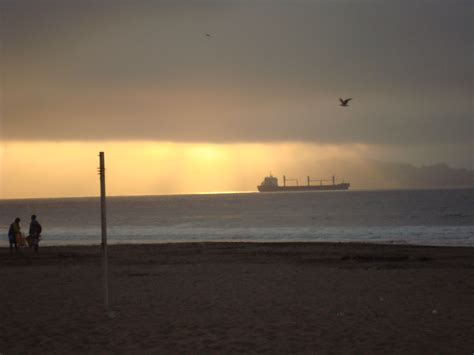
[8,217,21,253]
[29,215,42,253]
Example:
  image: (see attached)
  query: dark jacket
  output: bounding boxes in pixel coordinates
[8,223,19,243]
[29,220,42,237]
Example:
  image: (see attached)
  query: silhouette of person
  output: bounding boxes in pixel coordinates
[29,215,42,253]
[8,217,21,253]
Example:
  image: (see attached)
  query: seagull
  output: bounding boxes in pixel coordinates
[339,98,352,107]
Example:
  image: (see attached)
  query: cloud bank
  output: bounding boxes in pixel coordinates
[1,0,472,167]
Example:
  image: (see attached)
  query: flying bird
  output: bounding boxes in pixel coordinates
[205,33,212,38]
[339,98,352,107]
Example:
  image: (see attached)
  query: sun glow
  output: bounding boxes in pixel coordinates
[0,141,368,199]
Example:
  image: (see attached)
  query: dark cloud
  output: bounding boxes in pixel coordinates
[1,0,472,149]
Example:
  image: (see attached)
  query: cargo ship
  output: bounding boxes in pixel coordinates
[257,174,350,192]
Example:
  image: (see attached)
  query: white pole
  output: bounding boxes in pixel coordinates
[99,152,111,316]
[99,152,107,248]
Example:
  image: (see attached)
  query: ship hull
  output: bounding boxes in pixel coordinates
[257,183,350,192]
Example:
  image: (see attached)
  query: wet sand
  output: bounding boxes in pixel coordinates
[1,242,473,354]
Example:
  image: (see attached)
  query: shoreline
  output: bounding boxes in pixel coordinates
[3,239,474,250]
[3,234,474,249]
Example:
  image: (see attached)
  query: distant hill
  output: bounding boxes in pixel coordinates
[291,159,474,190]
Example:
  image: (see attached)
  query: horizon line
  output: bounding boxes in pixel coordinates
[2,186,474,202]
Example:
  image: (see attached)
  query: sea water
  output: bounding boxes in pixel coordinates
[0,189,473,247]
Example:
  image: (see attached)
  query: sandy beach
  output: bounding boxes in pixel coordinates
[0,242,473,354]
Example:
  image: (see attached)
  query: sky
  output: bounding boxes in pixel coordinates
[0,0,472,198]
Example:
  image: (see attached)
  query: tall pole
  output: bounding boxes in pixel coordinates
[99,152,107,249]
[99,152,110,316]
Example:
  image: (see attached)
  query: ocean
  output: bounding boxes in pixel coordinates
[1,189,473,247]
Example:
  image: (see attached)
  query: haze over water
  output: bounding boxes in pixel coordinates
[1,189,472,247]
